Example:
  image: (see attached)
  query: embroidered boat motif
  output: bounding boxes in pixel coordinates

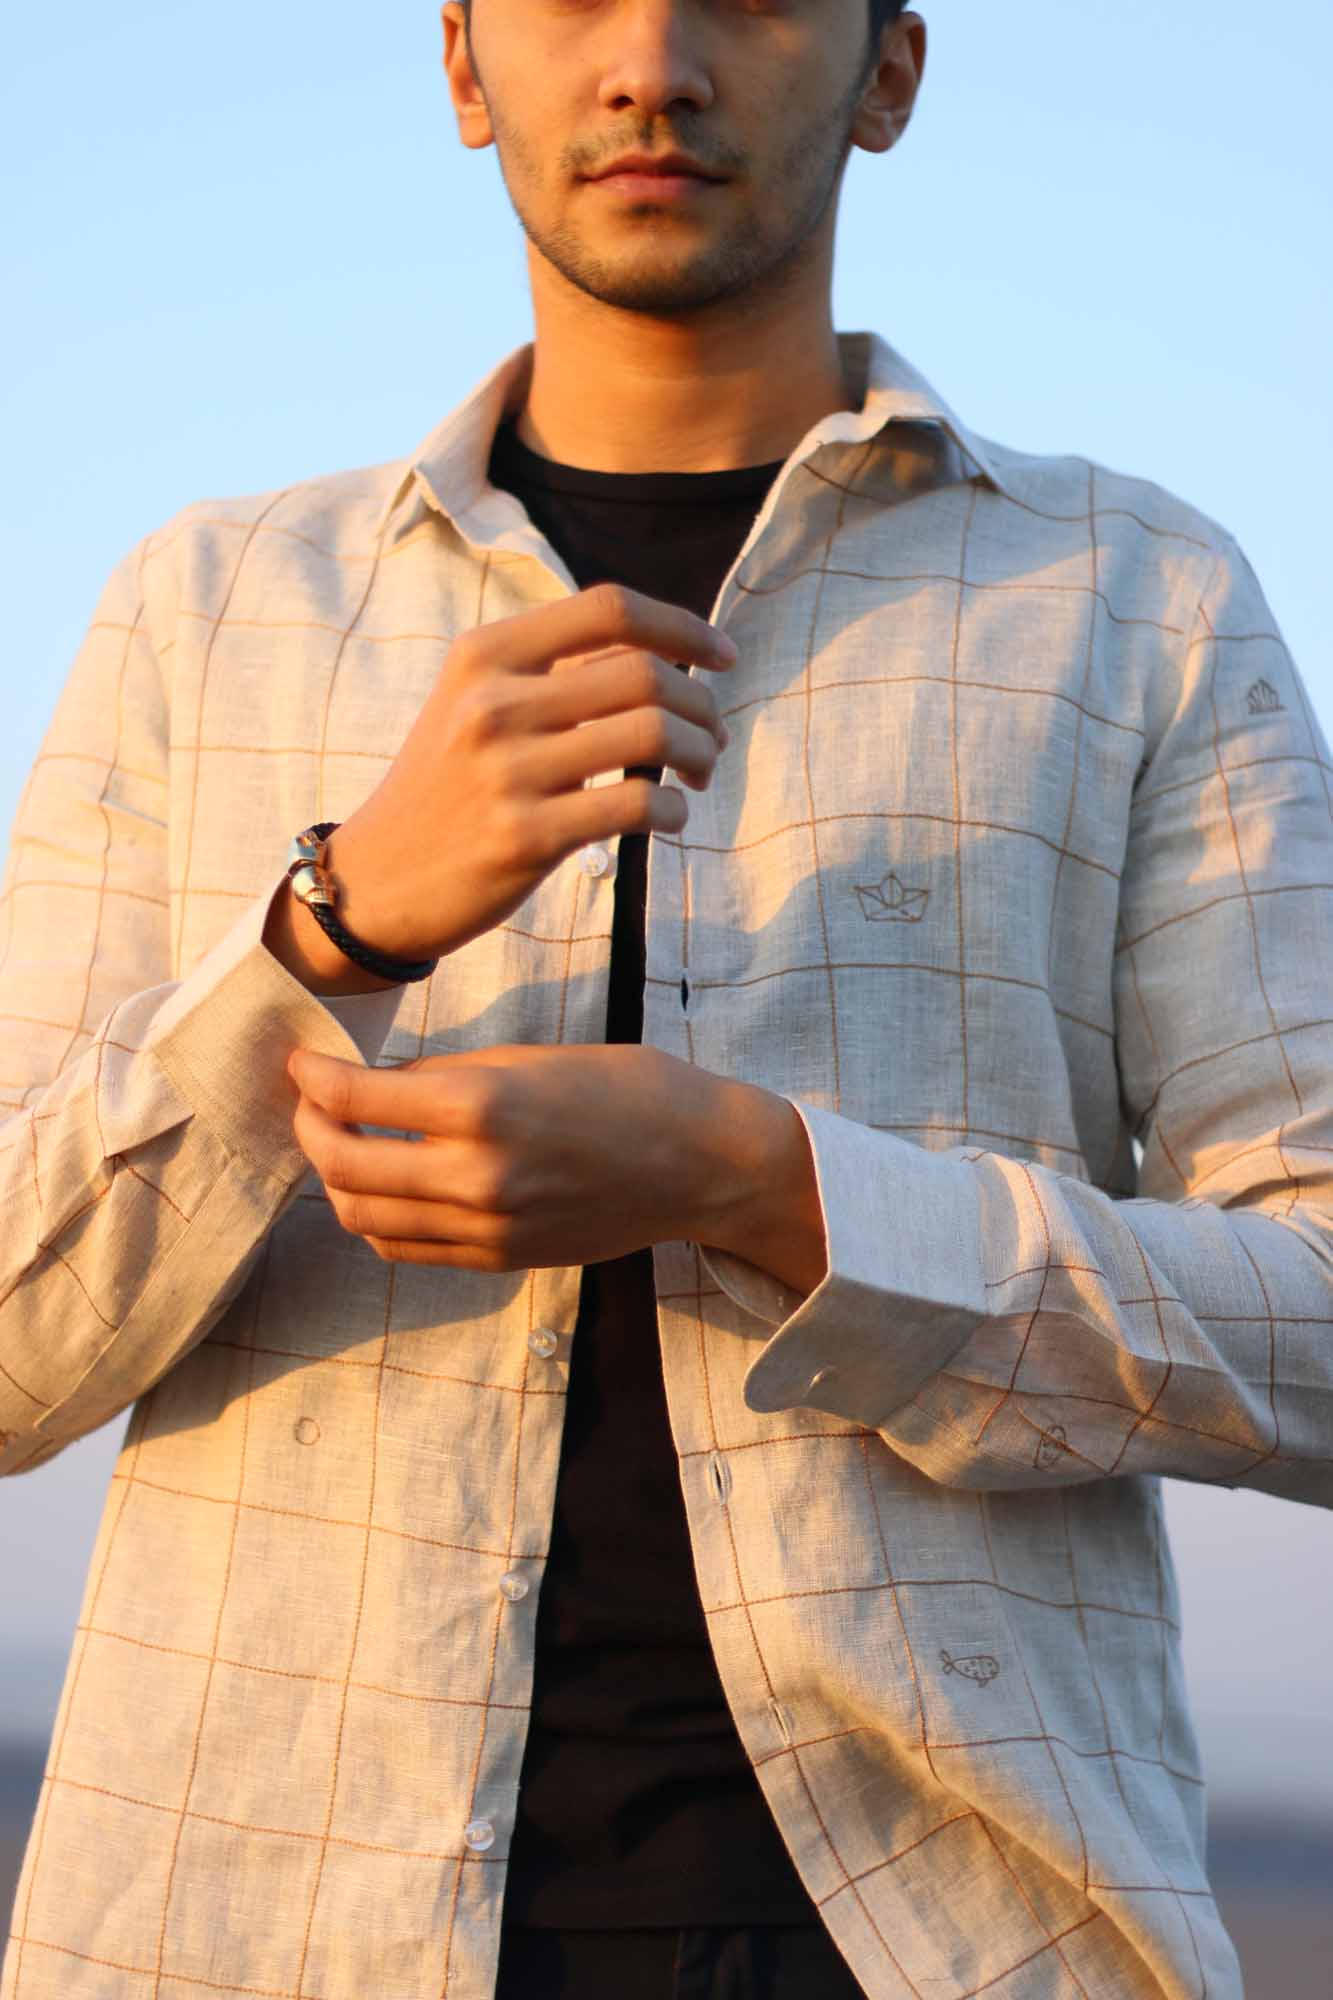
[1246,678,1284,715]
[1034,1423,1070,1471]
[940,1648,1001,1687]
[855,870,930,923]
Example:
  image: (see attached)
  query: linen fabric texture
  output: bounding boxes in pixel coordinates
[3,330,1331,1999]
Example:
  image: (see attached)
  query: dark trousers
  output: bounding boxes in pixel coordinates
[493,1922,869,1998]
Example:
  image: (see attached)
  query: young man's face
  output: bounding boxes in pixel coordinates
[442,1,921,320]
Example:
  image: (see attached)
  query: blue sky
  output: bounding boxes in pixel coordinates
[2,0,1330,1815]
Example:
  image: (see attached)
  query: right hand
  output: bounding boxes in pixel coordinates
[323,583,737,966]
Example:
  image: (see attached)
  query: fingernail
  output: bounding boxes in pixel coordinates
[714,634,738,661]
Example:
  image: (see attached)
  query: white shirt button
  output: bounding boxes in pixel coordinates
[527,1327,559,1359]
[499,1570,529,1602]
[579,844,612,878]
[808,1367,838,1392]
[464,1818,495,1852]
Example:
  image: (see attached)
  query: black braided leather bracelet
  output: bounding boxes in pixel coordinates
[284,821,437,985]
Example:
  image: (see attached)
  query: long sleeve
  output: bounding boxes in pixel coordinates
[0,533,403,1477]
[702,531,1333,1505]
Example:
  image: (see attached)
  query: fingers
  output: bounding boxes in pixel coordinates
[538,772,692,849]
[292,1092,514,1259]
[292,1091,469,1195]
[363,1236,507,1269]
[517,706,722,796]
[540,649,729,747]
[288,1051,493,1146]
[337,1191,506,1251]
[457,582,737,684]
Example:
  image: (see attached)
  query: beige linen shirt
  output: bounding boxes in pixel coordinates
[3,330,1331,2000]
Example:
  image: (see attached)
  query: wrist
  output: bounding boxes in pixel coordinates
[697,1080,829,1300]
[262,877,400,996]
[323,823,458,973]
[266,820,441,993]
[319,825,417,965]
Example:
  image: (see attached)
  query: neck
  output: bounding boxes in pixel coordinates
[512,253,860,474]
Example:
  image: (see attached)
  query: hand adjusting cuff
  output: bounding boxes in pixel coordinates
[285,822,437,985]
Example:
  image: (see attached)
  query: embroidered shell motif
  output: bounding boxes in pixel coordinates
[940,1647,1002,1687]
[1246,678,1284,716]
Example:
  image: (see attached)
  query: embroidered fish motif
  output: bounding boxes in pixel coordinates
[854,871,930,923]
[1246,678,1284,716]
[1034,1424,1070,1471]
[941,1648,1001,1687]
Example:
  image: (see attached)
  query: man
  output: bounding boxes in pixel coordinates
[1,1,1329,1995]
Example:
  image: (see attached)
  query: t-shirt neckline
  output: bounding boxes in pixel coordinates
[489,414,788,506]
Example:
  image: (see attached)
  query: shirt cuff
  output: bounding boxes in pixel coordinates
[144,870,407,1184]
[700,1098,989,1427]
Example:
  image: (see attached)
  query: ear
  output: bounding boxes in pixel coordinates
[852,10,927,158]
[442,1,496,155]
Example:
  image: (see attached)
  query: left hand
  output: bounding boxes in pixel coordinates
[286,1041,752,1270]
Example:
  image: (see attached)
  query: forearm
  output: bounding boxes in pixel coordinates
[260,840,402,998]
[697,1079,829,1301]
[0,975,291,1478]
[700,1087,1333,1502]
[871,1145,1333,1499]
[0,1098,278,1477]
[1,878,405,1476]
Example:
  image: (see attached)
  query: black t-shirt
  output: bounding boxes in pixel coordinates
[486,415,821,1929]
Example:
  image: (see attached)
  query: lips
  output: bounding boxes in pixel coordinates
[587,154,726,184]
[590,171,723,202]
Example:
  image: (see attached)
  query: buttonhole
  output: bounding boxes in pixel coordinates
[680,975,690,1011]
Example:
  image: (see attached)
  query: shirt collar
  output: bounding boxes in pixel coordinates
[374,328,1012,541]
